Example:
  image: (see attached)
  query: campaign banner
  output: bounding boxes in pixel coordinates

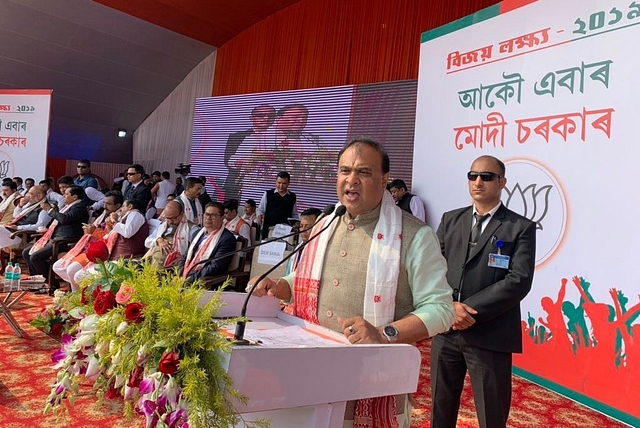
[416,0,638,424]
[0,89,51,182]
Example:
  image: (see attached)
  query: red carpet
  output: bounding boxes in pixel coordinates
[0,292,630,427]
[410,339,629,427]
[0,291,142,427]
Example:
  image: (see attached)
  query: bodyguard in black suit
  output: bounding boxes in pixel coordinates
[124,164,152,212]
[23,186,89,277]
[431,156,536,428]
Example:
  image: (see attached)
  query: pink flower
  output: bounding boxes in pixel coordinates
[138,377,155,395]
[377,233,384,240]
[115,284,134,304]
[51,348,66,364]
[167,409,188,428]
[374,295,381,303]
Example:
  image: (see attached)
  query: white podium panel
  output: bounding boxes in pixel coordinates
[210,292,422,428]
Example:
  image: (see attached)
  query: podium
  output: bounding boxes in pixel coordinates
[207,292,423,428]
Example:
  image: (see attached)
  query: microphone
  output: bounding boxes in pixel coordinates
[184,204,336,277]
[233,204,347,344]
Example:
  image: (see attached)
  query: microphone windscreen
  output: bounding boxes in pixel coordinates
[335,205,347,216]
[323,204,336,216]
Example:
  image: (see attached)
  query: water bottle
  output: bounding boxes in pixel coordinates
[4,262,13,291]
[13,263,21,291]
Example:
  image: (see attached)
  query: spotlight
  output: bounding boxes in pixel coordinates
[117,129,127,138]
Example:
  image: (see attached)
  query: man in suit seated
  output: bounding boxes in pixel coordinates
[22,186,89,290]
[177,202,236,288]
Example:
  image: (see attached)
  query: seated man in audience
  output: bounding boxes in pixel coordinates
[0,184,51,248]
[176,177,204,226]
[142,200,195,269]
[0,180,23,224]
[157,193,177,221]
[177,202,236,287]
[40,179,65,208]
[52,191,123,291]
[222,199,251,243]
[22,186,88,291]
[24,178,35,192]
[285,207,322,275]
[54,176,75,208]
[13,176,25,195]
[241,199,258,224]
[72,198,149,286]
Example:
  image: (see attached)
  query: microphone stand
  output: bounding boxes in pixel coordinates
[185,204,335,277]
[233,205,347,345]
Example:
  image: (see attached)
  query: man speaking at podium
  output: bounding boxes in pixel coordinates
[249,137,454,428]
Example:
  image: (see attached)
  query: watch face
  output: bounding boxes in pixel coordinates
[384,325,397,337]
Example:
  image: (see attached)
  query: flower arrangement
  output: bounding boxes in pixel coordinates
[42,241,265,428]
[30,290,78,335]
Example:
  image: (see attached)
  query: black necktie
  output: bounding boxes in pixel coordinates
[470,213,490,246]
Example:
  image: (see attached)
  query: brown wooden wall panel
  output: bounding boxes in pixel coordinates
[213,0,499,96]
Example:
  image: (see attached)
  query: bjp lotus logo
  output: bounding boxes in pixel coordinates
[504,183,552,231]
[0,152,13,179]
[0,160,9,178]
[503,159,568,267]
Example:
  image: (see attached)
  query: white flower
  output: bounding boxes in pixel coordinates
[74,332,95,347]
[116,321,129,335]
[79,314,100,333]
[95,340,110,357]
[112,342,134,366]
[163,376,182,407]
[114,374,125,389]
[124,385,137,400]
[85,355,101,381]
[152,339,168,349]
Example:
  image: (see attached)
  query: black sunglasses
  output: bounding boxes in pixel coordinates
[467,171,501,182]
